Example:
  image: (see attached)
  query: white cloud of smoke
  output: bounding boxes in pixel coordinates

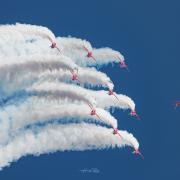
[0,23,141,170]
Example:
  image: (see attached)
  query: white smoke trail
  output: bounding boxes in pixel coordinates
[56,37,93,66]
[0,23,57,58]
[27,82,95,106]
[90,90,135,111]
[93,47,124,65]
[0,23,142,170]
[0,23,56,42]
[36,68,114,89]
[0,24,125,67]
[77,67,114,89]
[0,28,24,42]
[1,100,118,134]
[0,55,114,96]
[0,55,77,96]
[0,123,139,170]
[28,82,135,111]
[56,37,125,67]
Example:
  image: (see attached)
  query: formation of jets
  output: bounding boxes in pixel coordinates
[87,103,144,159]
[49,39,129,70]
[49,39,143,159]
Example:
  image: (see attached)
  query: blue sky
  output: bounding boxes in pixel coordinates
[0,0,180,179]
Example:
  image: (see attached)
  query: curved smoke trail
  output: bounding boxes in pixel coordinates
[0,123,139,170]
[0,23,142,170]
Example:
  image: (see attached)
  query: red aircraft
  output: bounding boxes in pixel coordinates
[50,41,61,53]
[113,128,122,139]
[174,101,180,109]
[113,128,144,159]
[132,147,144,160]
[130,110,141,120]
[113,128,118,134]
[117,56,129,71]
[83,46,96,61]
[87,103,102,121]
[128,140,144,159]
[70,69,81,84]
[108,88,122,103]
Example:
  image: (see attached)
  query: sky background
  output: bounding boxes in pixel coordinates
[0,0,180,179]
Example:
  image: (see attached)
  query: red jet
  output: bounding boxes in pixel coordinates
[83,46,96,62]
[113,129,144,159]
[51,42,61,53]
[87,103,102,121]
[113,128,122,139]
[132,148,144,160]
[128,141,144,159]
[130,110,141,120]
[70,69,81,84]
[174,101,180,109]
[108,88,122,103]
[117,56,129,71]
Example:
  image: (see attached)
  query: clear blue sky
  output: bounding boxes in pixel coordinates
[0,0,180,179]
